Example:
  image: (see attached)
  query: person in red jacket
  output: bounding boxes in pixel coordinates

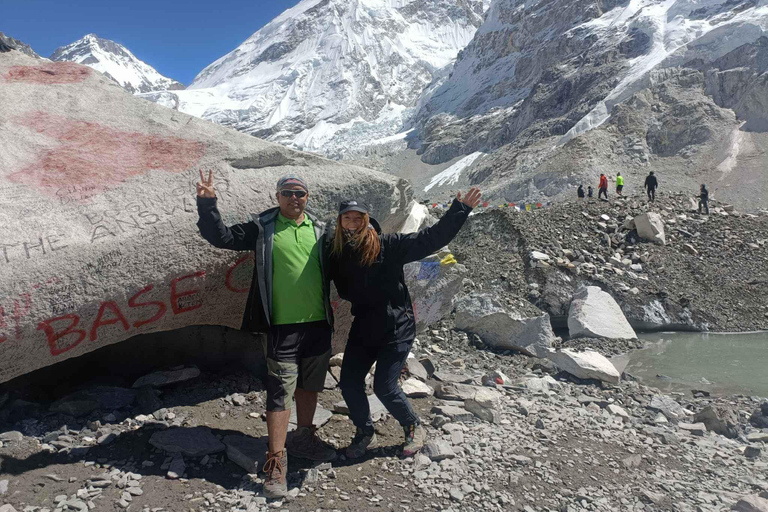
[598,174,609,200]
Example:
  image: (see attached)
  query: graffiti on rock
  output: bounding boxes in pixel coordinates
[8,112,205,200]
[3,62,91,84]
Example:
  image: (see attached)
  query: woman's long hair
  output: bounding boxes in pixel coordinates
[331,213,381,267]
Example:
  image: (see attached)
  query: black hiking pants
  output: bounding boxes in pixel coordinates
[339,339,419,433]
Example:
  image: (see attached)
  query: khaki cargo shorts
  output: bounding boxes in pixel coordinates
[262,320,332,412]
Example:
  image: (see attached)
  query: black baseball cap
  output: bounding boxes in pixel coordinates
[338,200,368,215]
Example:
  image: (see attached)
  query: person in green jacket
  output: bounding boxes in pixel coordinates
[616,172,624,196]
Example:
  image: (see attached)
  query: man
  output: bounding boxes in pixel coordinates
[196,171,336,499]
[598,174,609,200]
[616,172,624,196]
[577,184,585,199]
[698,184,709,214]
[588,185,594,199]
[645,171,658,202]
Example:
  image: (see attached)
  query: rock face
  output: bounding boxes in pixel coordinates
[454,293,557,357]
[0,51,408,383]
[567,287,637,340]
[546,349,621,384]
[634,213,667,245]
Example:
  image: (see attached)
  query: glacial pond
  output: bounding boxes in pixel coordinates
[620,332,768,398]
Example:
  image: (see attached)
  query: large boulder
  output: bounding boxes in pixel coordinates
[546,349,621,384]
[454,293,557,357]
[568,287,637,340]
[0,52,408,383]
[634,212,666,245]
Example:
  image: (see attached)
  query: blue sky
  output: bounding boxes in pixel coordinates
[1,0,301,85]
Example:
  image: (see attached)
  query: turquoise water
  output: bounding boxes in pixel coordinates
[623,332,768,398]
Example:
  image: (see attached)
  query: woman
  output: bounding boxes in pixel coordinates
[329,188,482,458]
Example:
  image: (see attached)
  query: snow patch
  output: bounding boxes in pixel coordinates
[424,152,484,192]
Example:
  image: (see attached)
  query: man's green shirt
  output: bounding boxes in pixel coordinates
[271,213,326,325]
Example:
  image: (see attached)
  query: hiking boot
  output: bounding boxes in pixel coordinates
[345,427,378,459]
[402,423,426,457]
[288,426,337,462]
[262,449,287,499]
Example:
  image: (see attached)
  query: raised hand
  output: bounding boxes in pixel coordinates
[457,187,482,208]
[196,169,215,198]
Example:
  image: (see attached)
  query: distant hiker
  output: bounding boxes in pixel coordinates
[577,184,585,199]
[196,171,337,499]
[616,172,624,196]
[588,185,594,199]
[598,174,608,200]
[698,184,709,214]
[645,171,658,202]
[330,189,482,460]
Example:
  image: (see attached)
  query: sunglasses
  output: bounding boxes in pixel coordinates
[280,190,307,198]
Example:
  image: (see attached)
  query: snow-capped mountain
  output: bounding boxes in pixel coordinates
[51,34,184,94]
[0,32,42,59]
[142,0,489,155]
[402,0,768,207]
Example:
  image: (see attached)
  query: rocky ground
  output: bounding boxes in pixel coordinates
[0,323,767,512]
[448,190,768,333]
[1,190,767,512]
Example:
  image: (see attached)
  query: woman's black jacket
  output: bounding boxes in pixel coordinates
[329,199,472,347]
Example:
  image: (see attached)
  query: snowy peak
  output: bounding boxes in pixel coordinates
[146,0,488,155]
[51,34,184,94]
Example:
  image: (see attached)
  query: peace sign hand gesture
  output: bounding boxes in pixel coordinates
[457,187,482,208]
[196,169,216,198]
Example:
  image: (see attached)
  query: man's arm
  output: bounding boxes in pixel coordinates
[197,197,259,251]
[195,169,259,251]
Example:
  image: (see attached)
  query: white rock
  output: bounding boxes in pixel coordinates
[520,375,563,393]
[455,293,557,357]
[634,212,667,245]
[567,286,637,340]
[530,251,550,261]
[464,388,502,423]
[0,51,406,384]
[401,378,434,398]
[546,349,621,384]
[329,353,344,367]
[606,404,630,419]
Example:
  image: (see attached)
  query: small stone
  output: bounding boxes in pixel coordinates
[744,445,762,459]
[0,431,23,443]
[0,480,8,495]
[231,393,247,406]
[678,422,707,436]
[413,453,431,470]
[449,488,465,502]
[167,455,185,479]
[401,378,434,398]
[421,440,455,461]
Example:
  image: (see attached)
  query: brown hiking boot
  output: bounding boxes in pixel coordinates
[262,449,287,499]
[288,426,337,462]
[402,423,426,457]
